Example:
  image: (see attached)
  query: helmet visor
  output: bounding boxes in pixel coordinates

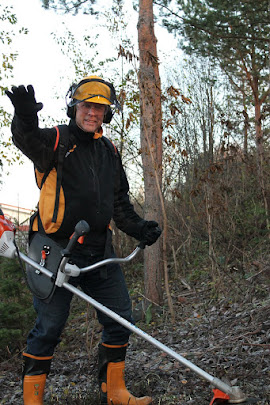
[73,80,111,106]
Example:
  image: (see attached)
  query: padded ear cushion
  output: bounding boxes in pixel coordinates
[103,107,113,124]
[67,105,75,119]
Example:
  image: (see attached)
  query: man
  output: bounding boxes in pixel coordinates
[6,76,161,405]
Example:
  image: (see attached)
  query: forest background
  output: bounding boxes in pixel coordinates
[0,1,269,403]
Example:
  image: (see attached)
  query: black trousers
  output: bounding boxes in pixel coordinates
[26,251,133,357]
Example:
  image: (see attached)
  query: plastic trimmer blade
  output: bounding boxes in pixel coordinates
[210,388,260,404]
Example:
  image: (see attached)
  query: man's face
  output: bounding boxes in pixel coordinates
[75,101,106,133]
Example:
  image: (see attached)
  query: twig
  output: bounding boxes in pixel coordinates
[231,325,263,341]
[172,245,178,279]
[144,130,175,323]
[246,266,269,280]
[137,291,163,308]
[172,246,192,290]
[242,343,270,348]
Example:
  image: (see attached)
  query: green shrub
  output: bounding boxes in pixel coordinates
[0,257,35,359]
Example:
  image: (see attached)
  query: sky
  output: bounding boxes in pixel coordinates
[0,0,179,211]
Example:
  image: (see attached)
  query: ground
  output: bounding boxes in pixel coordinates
[0,266,269,405]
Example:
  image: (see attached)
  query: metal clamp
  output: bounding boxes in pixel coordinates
[55,263,81,287]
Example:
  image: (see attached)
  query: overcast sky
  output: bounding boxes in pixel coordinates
[0,0,179,211]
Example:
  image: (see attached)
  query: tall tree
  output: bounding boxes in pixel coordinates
[137,0,167,313]
[156,0,270,228]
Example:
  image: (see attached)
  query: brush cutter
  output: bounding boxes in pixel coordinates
[0,209,258,404]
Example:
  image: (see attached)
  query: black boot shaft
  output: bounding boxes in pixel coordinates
[98,344,127,382]
[23,355,52,377]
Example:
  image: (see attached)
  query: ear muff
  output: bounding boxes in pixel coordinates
[67,104,76,119]
[103,107,113,124]
[66,78,121,123]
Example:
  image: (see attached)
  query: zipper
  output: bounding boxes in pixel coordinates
[89,142,101,214]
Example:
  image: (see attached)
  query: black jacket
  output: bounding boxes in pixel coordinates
[11,116,145,254]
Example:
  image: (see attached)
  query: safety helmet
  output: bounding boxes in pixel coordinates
[73,75,112,106]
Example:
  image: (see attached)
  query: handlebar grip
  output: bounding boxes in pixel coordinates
[74,220,90,237]
[62,220,90,257]
[138,241,146,249]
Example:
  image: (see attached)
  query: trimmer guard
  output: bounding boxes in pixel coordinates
[26,233,63,303]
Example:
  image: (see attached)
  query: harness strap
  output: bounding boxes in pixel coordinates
[52,127,68,222]
[51,126,71,223]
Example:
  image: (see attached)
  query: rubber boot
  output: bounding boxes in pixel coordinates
[22,352,53,405]
[98,343,152,405]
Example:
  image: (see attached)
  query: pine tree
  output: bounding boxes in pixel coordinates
[138,0,163,309]
[0,257,35,358]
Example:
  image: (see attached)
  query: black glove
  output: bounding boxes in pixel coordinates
[140,220,162,246]
[5,85,43,116]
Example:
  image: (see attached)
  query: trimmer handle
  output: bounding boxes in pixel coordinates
[138,240,146,249]
[62,220,90,257]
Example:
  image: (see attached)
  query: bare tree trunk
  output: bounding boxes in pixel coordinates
[207,86,214,163]
[241,84,249,156]
[254,99,270,231]
[204,179,219,279]
[240,58,269,230]
[137,0,163,308]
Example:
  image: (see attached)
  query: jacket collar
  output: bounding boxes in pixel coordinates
[69,119,103,142]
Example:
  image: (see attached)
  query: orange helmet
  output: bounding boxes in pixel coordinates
[73,75,112,105]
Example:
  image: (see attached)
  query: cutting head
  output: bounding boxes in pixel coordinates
[210,387,259,404]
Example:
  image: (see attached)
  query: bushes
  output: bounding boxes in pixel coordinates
[166,151,270,280]
[0,256,35,359]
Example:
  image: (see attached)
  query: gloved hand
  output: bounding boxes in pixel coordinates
[5,85,43,116]
[140,220,162,246]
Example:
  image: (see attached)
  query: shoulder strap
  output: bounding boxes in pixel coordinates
[101,136,118,157]
[51,125,71,223]
[35,125,71,233]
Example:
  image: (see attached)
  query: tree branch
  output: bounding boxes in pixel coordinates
[153,0,270,42]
